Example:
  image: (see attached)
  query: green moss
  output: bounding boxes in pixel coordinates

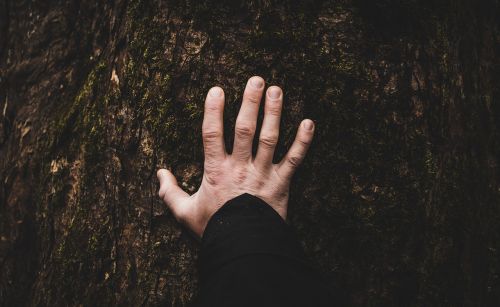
[44,61,107,153]
[424,146,438,176]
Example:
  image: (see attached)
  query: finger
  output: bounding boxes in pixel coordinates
[277,119,315,180]
[232,76,265,161]
[254,86,283,169]
[157,169,190,220]
[202,86,226,162]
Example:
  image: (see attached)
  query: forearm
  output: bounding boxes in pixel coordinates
[193,193,333,307]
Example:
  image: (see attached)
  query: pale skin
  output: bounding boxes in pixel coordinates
[157,76,315,238]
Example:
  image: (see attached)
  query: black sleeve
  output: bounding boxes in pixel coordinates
[192,193,335,307]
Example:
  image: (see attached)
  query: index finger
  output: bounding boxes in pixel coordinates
[202,86,226,162]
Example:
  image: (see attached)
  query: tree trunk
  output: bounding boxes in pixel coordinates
[1,0,499,306]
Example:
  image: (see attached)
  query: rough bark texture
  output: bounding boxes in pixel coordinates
[1,0,500,306]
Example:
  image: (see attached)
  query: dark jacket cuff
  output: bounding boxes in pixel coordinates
[198,193,308,282]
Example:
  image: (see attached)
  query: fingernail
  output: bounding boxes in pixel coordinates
[304,120,314,130]
[250,77,264,88]
[210,87,223,97]
[268,86,281,99]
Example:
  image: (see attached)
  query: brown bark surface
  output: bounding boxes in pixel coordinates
[1,0,500,306]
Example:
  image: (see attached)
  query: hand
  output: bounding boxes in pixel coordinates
[157,76,315,238]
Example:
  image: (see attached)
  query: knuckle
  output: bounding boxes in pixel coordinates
[296,138,311,147]
[158,187,166,199]
[202,128,221,141]
[254,179,265,189]
[236,173,247,184]
[234,167,248,184]
[266,106,282,116]
[259,134,278,149]
[235,123,254,138]
[287,155,302,168]
[244,94,260,104]
[206,102,221,112]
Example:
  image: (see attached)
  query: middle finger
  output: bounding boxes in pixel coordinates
[232,76,265,161]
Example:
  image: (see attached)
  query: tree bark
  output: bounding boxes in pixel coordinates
[1,0,499,306]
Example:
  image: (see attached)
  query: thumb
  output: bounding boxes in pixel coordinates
[157,169,190,218]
